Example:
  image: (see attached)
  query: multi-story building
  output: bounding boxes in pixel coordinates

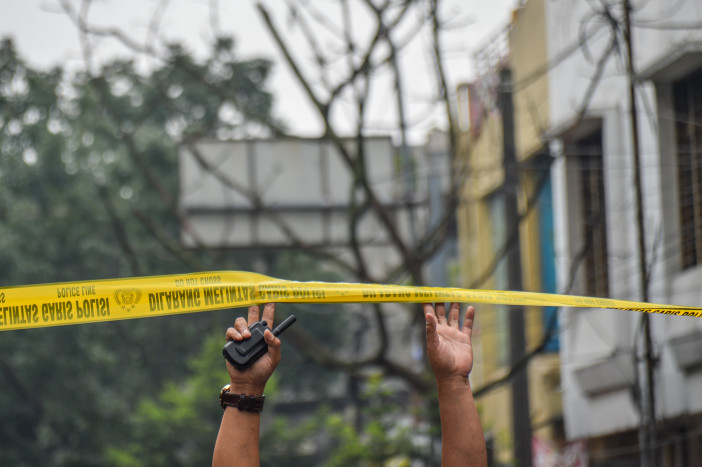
[456,0,563,464]
[546,0,702,464]
[463,0,702,464]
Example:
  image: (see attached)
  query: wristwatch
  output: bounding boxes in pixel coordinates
[219,384,265,413]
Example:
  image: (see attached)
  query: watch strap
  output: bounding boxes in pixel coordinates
[220,384,265,413]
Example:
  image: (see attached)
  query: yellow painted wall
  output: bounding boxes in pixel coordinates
[456,0,560,462]
[470,112,504,199]
[511,0,550,163]
[510,0,562,451]
[456,98,510,461]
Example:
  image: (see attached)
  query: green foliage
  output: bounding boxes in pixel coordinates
[260,373,440,466]
[0,35,281,465]
[267,251,351,393]
[0,33,438,466]
[103,331,233,467]
[102,333,439,467]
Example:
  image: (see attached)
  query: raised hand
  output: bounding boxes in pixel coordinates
[424,303,476,382]
[225,303,281,395]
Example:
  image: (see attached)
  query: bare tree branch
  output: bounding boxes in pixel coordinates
[282,0,333,92]
[257,3,417,273]
[183,141,363,278]
[146,0,170,56]
[285,318,430,392]
[66,0,216,269]
[131,207,206,271]
[95,182,143,276]
[59,0,159,57]
[429,0,458,166]
[364,0,419,255]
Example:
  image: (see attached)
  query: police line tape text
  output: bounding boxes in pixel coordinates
[56,285,97,298]
[148,285,257,311]
[0,298,110,326]
[148,285,326,312]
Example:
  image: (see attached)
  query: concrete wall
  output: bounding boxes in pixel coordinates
[546,0,702,441]
[179,137,407,258]
[179,135,455,370]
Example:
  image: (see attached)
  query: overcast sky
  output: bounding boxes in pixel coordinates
[1,0,516,142]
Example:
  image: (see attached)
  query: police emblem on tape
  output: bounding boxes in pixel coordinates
[114,288,142,312]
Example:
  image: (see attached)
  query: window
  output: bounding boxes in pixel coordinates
[573,129,609,298]
[673,70,702,270]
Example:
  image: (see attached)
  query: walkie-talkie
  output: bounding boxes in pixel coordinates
[223,315,297,370]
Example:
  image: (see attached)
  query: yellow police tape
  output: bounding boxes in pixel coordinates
[0,270,701,331]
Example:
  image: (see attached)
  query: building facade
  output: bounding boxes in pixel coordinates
[546,0,702,465]
[456,0,563,464]
[461,0,702,464]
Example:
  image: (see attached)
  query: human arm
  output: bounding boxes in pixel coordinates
[213,303,281,467]
[424,303,487,467]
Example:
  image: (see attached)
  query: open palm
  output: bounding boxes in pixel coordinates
[424,303,475,380]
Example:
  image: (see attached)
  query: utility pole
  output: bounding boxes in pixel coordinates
[622,1,657,465]
[500,67,533,467]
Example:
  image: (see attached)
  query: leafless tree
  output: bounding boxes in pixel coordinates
[56,0,472,394]
[56,0,624,398]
